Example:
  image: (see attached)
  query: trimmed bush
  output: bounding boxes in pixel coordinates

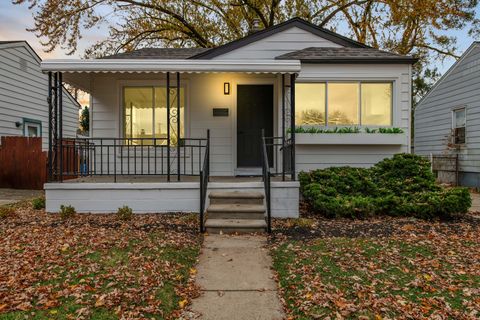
[300,153,471,219]
[59,205,76,219]
[117,205,133,221]
[32,197,46,210]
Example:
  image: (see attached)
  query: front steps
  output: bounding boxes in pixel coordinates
[205,191,267,234]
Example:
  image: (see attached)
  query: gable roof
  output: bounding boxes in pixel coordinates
[101,48,209,59]
[190,17,368,59]
[0,40,42,63]
[276,47,417,64]
[416,41,480,109]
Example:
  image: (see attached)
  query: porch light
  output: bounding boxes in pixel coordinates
[224,82,230,95]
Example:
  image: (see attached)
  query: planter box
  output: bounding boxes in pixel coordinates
[295,133,407,145]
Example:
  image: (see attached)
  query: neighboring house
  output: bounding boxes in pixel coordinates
[41,18,416,229]
[0,41,79,150]
[415,42,480,187]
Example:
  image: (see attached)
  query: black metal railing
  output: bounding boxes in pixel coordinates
[261,130,272,233]
[199,130,210,233]
[261,136,294,181]
[54,135,209,182]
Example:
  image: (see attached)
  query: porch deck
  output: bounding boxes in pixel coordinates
[63,175,293,183]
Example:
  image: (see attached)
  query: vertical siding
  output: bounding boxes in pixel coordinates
[415,43,480,173]
[0,44,79,150]
[295,63,411,172]
[212,26,342,60]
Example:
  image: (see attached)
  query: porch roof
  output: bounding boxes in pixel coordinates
[40,59,301,74]
[41,59,300,92]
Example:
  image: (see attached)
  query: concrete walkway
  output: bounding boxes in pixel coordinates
[188,234,284,320]
[0,189,43,206]
[470,192,480,213]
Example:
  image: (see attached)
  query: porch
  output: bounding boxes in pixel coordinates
[41,60,302,225]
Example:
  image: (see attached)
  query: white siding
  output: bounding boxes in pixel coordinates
[415,43,480,174]
[295,63,412,172]
[0,43,79,150]
[212,26,342,60]
[89,63,411,176]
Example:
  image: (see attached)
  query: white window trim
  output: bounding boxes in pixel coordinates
[295,80,395,127]
[117,79,189,143]
[451,106,466,145]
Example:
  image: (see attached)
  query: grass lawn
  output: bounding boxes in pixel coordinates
[271,215,480,319]
[0,201,201,319]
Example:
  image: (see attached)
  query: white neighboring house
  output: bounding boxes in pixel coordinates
[415,42,480,187]
[40,18,416,229]
[0,41,80,150]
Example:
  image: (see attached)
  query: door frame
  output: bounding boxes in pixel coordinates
[232,77,277,174]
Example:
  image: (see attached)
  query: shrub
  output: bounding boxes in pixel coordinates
[0,206,15,219]
[59,205,76,219]
[32,197,46,210]
[117,205,133,221]
[300,153,471,219]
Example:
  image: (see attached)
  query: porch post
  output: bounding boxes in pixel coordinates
[47,72,53,181]
[53,72,58,181]
[58,72,63,182]
[290,73,296,180]
[177,72,181,181]
[166,72,170,181]
[281,74,285,181]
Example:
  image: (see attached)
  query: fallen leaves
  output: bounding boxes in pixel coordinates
[0,205,202,319]
[270,211,480,319]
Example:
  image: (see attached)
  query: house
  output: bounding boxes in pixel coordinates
[40,18,416,232]
[0,41,80,150]
[414,42,480,187]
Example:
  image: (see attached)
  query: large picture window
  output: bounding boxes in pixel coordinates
[123,86,185,145]
[295,82,393,126]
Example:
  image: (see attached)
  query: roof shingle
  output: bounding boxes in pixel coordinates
[276,47,417,64]
[101,48,209,59]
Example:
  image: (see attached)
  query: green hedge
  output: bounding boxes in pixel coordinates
[299,154,471,219]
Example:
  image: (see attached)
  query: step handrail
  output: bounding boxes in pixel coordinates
[261,129,272,233]
[199,129,210,233]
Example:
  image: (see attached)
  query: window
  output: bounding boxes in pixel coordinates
[295,82,393,126]
[452,108,466,144]
[123,86,185,145]
[296,83,326,125]
[23,119,41,137]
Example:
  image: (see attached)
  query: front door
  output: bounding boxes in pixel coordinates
[237,84,274,168]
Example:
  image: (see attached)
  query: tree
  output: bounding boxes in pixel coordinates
[79,106,89,134]
[14,0,479,101]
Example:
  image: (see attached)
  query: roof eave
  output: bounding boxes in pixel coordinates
[294,58,418,64]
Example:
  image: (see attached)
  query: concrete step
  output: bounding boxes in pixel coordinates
[205,218,267,234]
[207,204,265,219]
[209,191,264,205]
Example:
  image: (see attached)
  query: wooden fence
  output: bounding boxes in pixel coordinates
[0,136,47,189]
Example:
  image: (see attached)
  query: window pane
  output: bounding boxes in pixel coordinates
[454,109,465,128]
[361,83,392,126]
[154,87,185,146]
[27,125,39,137]
[295,83,326,125]
[327,83,359,125]
[124,87,153,142]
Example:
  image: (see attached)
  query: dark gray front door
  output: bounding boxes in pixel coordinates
[237,84,274,168]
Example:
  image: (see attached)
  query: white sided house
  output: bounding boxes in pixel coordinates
[41,18,416,233]
[0,41,79,150]
[415,42,480,187]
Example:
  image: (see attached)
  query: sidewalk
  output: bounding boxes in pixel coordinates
[0,189,43,206]
[188,234,284,320]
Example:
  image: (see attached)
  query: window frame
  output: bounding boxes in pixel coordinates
[452,107,466,145]
[22,118,42,138]
[120,82,188,145]
[295,80,394,127]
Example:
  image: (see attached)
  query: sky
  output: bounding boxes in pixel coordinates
[0,1,478,75]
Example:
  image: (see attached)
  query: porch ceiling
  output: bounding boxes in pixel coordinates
[41,59,300,92]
